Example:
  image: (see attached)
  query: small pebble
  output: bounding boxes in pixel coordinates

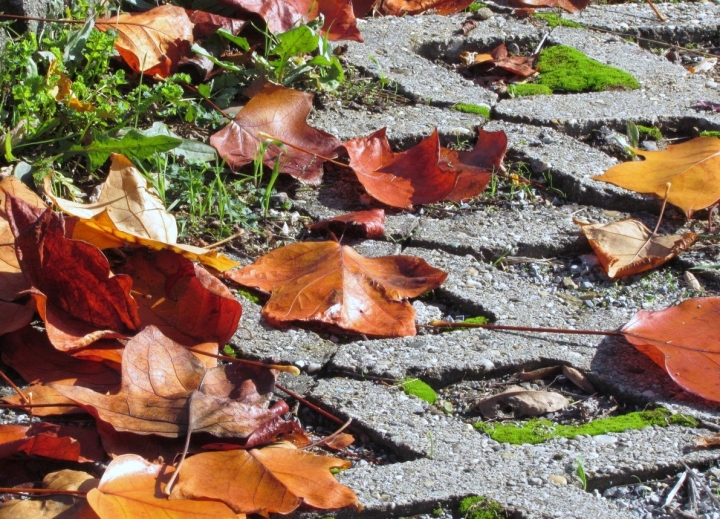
[306,362,322,374]
[549,475,567,485]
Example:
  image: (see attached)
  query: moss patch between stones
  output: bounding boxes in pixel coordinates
[536,45,640,93]
[534,13,584,28]
[452,103,491,118]
[700,130,720,138]
[508,83,553,97]
[637,125,663,140]
[401,378,438,404]
[459,495,505,519]
[474,408,698,444]
[236,289,262,304]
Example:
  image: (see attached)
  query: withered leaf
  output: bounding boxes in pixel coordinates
[220,0,317,33]
[6,193,141,351]
[473,385,569,418]
[503,0,589,13]
[576,218,697,278]
[380,0,474,15]
[210,84,341,185]
[96,5,194,78]
[308,209,385,239]
[622,297,720,402]
[170,443,357,514]
[0,422,104,462]
[55,326,287,439]
[225,240,447,337]
[119,249,242,348]
[87,454,240,519]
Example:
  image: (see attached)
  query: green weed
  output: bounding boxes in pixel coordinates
[533,13,584,28]
[401,378,438,404]
[458,495,505,519]
[576,456,588,490]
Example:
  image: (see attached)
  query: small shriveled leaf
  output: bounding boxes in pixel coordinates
[577,218,697,278]
[504,0,589,13]
[592,137,720,218]
[210,84,341,185]
[6,194,141,351]
[622,297,720,402]
[95,5,194,77]
[170,444,357,514]
[225,241,447,337]
[472,385,569,418]
[55,326,286,439]
[308,209,385,238]
[87,454,240,519]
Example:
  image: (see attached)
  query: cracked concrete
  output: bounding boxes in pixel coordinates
[238,4,720,518]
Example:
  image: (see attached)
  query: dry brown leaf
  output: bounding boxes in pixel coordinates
[0,422,105,462]
[503,0,589,13]
[308,209,385,239]
[561,366,596,394]
[47,154,177,244]
[0,469,99,519]
[473,385,569,418]
[87,454,241,519]
[696,434,720,449]
[380,0,474,15]
[225,240,447,337]
[119,249,242,349]
[576,218,697,278]
[170,443,357,514]
[96,5,194,78]
[592,137,720,218]
[6,193,141,351]
[55,326,287,440]
[0,176,46,302]
[210,84,341,185]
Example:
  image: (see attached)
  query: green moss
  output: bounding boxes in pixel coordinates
[474,408,698,445]
[700,130,720,138]
[534,13,584,28]
[463,316,490,325]
[507,83,553,97]
[452,103,491,118]
[466,2,488,12]
[536,45,640,93]
[459,496,504,519]
[401,378,438,404]
[236,288,261,304]
[222,344,237,357]
[637,125,663,140]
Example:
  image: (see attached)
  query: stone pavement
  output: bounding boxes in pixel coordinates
[229,3,720,518]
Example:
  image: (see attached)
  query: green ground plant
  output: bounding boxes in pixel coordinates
[473,408,698,444]
[452,103,491,118]
[401,378,438,404]
[458,495,505,519]
[533,13,585,28]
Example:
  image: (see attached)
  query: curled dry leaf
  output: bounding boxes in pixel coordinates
[48,154,177,244]
[96,5,194,78]
[308,209,385,239]
[0,469,99,519]
[170,443,357,514]
[6,193,141,351]
[576,218,697,279]
[473,385,569,419]
[55,326,288,440]
[0,422,104,462]
[561,366,596,394]
[696,434,720,449]
[345,127,506,209]
[622,297,720,402]
[211,84,341,185]
[119,249,242,348]
[592,137,720,218]
[87,454,241,519]
[225,240,447,337]
[462,44,537,77]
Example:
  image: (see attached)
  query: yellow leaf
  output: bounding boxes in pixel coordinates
[592,137,720,218]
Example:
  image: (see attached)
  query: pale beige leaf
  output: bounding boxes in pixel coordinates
[577,218,697,278]
[473,385,569,418]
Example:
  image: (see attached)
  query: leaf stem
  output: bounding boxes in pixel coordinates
[0,371,28,404]
[0,487,88,496]
[428,320,623,336]
[186,347,301,375]
[256,132,348,168]
[275,383,345,425]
